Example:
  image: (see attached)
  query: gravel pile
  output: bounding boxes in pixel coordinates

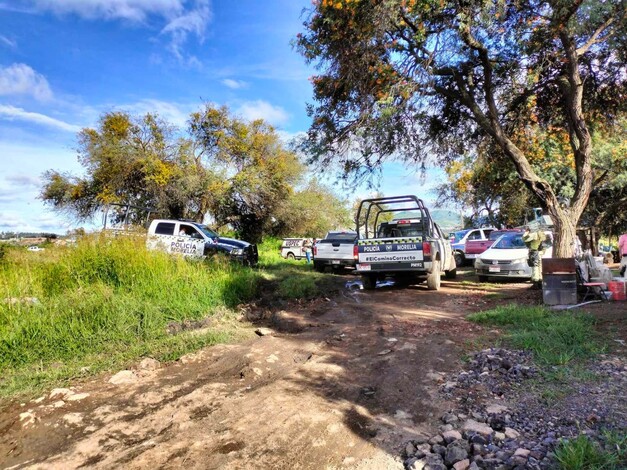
[403,349,627,470]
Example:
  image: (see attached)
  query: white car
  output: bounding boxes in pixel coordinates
[27,246,44,252]
[474,231,553,282]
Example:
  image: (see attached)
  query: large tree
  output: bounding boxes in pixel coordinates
[189,105,303,242]
[41,112,213,225]
[297,0,626,256]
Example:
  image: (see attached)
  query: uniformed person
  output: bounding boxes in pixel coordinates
[522,227,545,287]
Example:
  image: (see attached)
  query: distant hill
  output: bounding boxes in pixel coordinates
[389,209,463,232]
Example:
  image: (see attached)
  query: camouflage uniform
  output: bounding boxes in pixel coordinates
[522,229,545,283]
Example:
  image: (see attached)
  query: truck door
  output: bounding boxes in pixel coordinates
[173,224,206,258]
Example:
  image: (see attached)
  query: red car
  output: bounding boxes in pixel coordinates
[464,229,522,261]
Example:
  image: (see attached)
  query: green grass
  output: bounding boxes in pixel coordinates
[0,235,330,398]
[468,305,605,366]
[555,432,627,470]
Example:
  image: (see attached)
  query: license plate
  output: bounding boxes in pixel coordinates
[488,266,501,273]
[466,254,476,259]
[357,264,371,271]
[332,260,340,265]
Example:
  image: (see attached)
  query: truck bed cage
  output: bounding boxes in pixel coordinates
[356,195,434,239]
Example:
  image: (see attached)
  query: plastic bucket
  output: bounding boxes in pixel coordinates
[608,281,626,301]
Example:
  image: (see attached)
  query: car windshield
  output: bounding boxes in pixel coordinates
[492,233,526,249]
[450,230,469,243]
[194,224,219,239]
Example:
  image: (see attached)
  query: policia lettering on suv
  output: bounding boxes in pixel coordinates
[522,227,546,288]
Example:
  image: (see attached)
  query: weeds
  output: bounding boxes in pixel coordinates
[468,305,604,366]
[555,432,627,470]
[0,234,330,398]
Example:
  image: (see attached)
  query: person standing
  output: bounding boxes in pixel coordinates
[522,227,545,287]
[619,232,627,277]
[303,238,313,264]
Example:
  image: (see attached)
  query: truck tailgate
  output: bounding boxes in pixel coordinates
[356,238,426,271]
[315,241,355,261]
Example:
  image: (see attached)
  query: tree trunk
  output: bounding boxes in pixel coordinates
[546,205,578,259]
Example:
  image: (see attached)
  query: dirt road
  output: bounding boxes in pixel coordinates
[0,277,529,469]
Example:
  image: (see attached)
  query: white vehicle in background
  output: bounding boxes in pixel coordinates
[280,238,308,260]
[474,231,553,282]
[146,219,258,266]
[27,246,44,252]
[313,230,358,272]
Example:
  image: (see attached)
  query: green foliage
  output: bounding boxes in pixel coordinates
[296,0,626,257]
[189,105,303,243]
[555,432,627,470]
[468,305,604,366]
[273,179,352,237]
[41,112,214,224]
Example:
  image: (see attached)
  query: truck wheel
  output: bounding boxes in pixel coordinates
[287,252,295,260]
[454,252,464,267]
[313,261,324,273]
[478,275,488,282]
[362,274,377,290]
[445,268,457,279]
[427,259,442,290]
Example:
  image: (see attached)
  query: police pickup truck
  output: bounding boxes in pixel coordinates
[355,196,456,290]
[146,219,258,266]
[313,230,358,272]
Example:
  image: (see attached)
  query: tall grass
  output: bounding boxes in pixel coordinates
[0,235,260,397]
[555,432,627,470]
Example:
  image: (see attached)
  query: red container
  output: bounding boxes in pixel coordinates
[608,281,627,301]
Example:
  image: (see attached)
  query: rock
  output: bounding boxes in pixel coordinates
[49,388,72,400]
[108,370,137,385]
[138,357,160,370]
[66,392,90,402]
[453,459,470,470]
[462,419,493,439]
[432,444,447,456]
[406,458,425,470]
[442,412,459,424]
[254,327,273,336]
[405,442,417,457]
[415,433,431,445]
[429,435,444,446]
[471,443,485,456]
[51,400,65,408]
[19,411,36,426]
[514,448,530,458]
[442,430,463,444]
[469,463,481,470]
[414,443,431,458]
[445,441,469,466]
[63,412,83,425]
[486,404,508,415]
[470,433,488,445]
[443,381,458,392]
[494,432,506,442]
[504,427,520,439]
[440,424,454,432]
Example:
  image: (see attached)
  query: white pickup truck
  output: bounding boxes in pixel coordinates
[313,230,358,272]
[355,196,456,290]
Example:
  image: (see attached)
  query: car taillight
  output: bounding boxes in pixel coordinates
[422,241,431,256]
[353,244,359,260]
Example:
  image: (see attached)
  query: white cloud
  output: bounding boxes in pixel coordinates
[236,100,289,126]
[0,63,53,101]
[16,0,212,64]
[5,174,41,188]
[22,0,185,22]
[221,78,248,90]
[119,99,196,128]
[0,35,16,48]
[0,105,81,132]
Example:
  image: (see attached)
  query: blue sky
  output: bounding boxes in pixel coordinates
[0,0,446,233]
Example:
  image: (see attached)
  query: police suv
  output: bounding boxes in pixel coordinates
[146,219,258,266]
